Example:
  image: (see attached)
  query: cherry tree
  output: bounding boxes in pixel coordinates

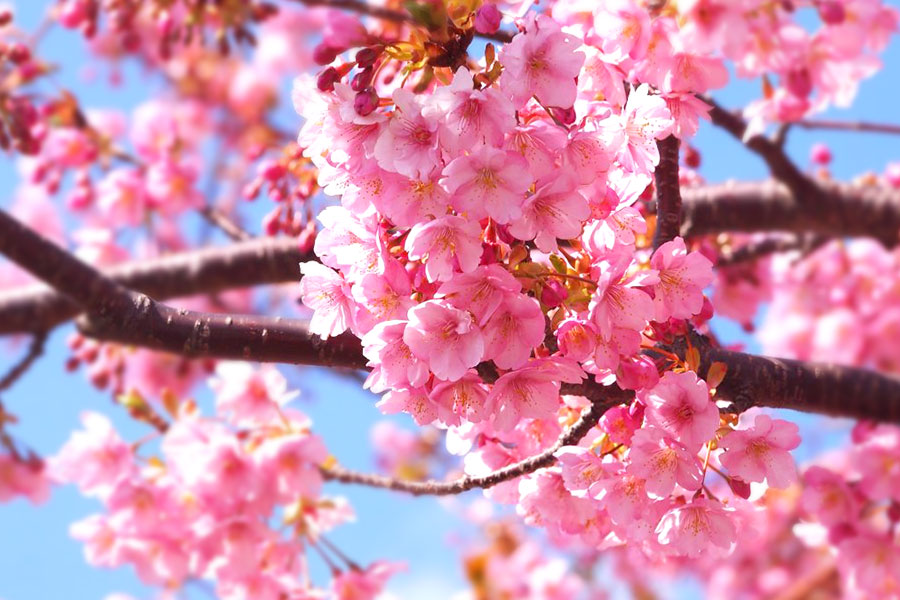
[1,0,900,598]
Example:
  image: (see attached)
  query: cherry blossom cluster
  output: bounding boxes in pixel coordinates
[292,0,813,566]
[760,239,900,372]
[49,362,402,599]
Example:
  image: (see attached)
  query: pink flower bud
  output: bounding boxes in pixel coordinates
[884,162,900,188]
[784,68,812,98]
[818,1,845,24]
[354,87,379,116]
[355,47,379,68]
[474,4,502,34]
[810,142,832,165]
[312,43,339,66]
[317,66,340,91]
[351,66,374,92]
[540,278,568,308]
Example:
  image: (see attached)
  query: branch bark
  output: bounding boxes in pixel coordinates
[652,135,683,250]
[0,236,310,335]
[680,180,900,247]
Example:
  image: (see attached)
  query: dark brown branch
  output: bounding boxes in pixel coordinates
[795,119,900,136]
[0,236,310,335]
[78,308,369,370]
[682,335,900,423]
[320,385,632,495]
[680,180,900,248]
[5,200,900,425]
[0,332,47,394]
[652,135,683,250]
[294,0,515,42]
[705,98,822,208]
[716,234,827,267]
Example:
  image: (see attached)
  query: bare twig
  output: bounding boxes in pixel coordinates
[794,119,900,136]
[0,332,47,394]
[199,206,252,241]
[321,385,631,495]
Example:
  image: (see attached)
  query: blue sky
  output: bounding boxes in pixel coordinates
[1,1,900,598]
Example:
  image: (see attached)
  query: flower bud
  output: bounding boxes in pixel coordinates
[316,66,340,91]
[354,87,378,116]
[474,4,501,34]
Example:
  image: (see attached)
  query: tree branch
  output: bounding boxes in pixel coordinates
[0,236,310,335]
[652,135,683,250]
[320,385,632,495]
[680,180,900,247]
[795,119,900,136]
[705,98,822,208]
[293,0,515,43]
[680,333,900,423]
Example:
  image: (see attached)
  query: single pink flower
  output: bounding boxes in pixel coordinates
[441,145,531,225]
[642,370,718,451]
[650,236,714,322]
[508,177,590,252]
[656,497,736,557]
[487,358,584,431]
[481,293,546,370]
[499,13,585,109]
[298,261,355,339]
[800,466,858,526]
[48,411,135,498]
[719,414,800,488]
[361,320,430,392]
[627,426,703,498]
[404,215,483,282]
[210,362,299,427]
[430,371,492,425]
[437,264,521,325]
[403,300,484,382]
[374,88,441,179]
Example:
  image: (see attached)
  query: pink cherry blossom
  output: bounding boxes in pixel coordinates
[361,320,429,392]
[627,426,703,498]
[487,358,584,431]
[656,497,736,557]
[437,264,521,326]
[508,177,590,252]
[441,145,531,225]
[642,370,718,451]
[430,372,492,425]
[614,84,674,172]
[298,261,355,339]
[209,362,299,427]
[403,300,484,382]
[404,215,483,282]
[48,411,135,498]
[650,236,714,322]
[481,293,545,370]
[374,88,440,179]
[499,13,585,109]
[719,414,800,488]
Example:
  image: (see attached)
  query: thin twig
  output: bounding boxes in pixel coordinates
[794,119,900,136]
[320,386,631,495]
[0,332,47,394]
[199,206,253,241]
